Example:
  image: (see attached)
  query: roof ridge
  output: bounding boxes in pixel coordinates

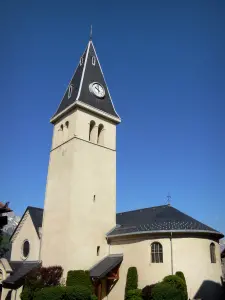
[117,204,169,215]
[27,206,43,211]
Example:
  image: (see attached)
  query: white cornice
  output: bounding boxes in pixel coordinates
[50,100,121,124]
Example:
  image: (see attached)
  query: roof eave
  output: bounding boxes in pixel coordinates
[107,229,224,239]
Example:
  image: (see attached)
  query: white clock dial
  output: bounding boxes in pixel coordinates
[89,82,105,98]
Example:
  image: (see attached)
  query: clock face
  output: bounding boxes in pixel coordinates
[89,82,105,98]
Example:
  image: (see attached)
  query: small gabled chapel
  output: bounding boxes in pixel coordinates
[0,36,224,300]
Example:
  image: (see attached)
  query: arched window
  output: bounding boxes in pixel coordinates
[210,243,216,263]
[89,120,96,142]
[151,242,163,263]
[97,124,104,145]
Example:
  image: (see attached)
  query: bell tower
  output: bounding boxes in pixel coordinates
[40,38,120,274]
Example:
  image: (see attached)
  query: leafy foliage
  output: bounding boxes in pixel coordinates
[126,289,142,300]
[142,284,156,300]
[152,282,184,300]
[32,285,91,300]
[125,267,138,299]
[20,287,35,300]
[0,232,10,258]
[175,272,188,300]
[66,270,93,293]
[89,295,98,300]
[163,275,186,298]
[21,266,63,300]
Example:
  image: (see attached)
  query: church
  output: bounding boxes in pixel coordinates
[0,37,224,300]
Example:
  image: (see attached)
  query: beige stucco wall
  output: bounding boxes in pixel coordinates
[41,108,117,276]
[108,236,223,300]
[11,212,40,261]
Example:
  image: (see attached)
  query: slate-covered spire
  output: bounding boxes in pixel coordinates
[52,39,120,123]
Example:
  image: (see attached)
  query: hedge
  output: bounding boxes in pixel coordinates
[125,267,138,299]
[163,275,186,298]
[20,287,35,300]
[152,282,184,300]
[142,284,156,300]
[126,289,142,300]
[175,272,185,282]
[66,270,93,293]
[21,266,63,300]
[90,295,98,300]
[175,271,188,300]
[34,285,91,300]
[33,286,64,300]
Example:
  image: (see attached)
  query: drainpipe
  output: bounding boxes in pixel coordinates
[170,232,174,275]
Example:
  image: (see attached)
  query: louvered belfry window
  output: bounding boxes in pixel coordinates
[151,242,163,263]
[210,243,216,263]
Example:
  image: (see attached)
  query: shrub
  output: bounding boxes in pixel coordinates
[89,295,98,300]
[142,284,156,300]
[175,272,185,282]
[20,287,35,300]
[24,266,63,289]
[125,267,138,299]
[163,275,186,298]
[64,285,92,300]
[34,285,91,300]
[21,266,63,300]
[34,286,64,300]
[66,270,93,293]
[175,271,188,300]
[152,282,184,300]
[126,289,142,300]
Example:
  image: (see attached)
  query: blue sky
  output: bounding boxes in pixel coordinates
[1,1,225,235]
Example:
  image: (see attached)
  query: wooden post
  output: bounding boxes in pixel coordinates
[97,281,102,300]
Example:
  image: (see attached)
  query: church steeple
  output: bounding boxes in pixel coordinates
[51,39,120,123]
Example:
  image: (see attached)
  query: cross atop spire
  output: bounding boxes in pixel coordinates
[166,193,171,206]
[90,25,93,40]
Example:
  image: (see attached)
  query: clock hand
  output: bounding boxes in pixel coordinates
[95,85,100,93]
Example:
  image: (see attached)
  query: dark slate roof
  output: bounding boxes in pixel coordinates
[107,205,223,238]
[28,207,43,238]
[10,207,43,241]
[3,261,40,288]
[53,40,120,121]
[90,254,123,279]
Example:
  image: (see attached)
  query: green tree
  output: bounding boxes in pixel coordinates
[125,267,138,299]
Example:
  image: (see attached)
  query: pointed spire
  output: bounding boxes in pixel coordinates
[90,25,93,40]
[51,38,120,123]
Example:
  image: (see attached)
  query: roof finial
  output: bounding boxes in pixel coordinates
[166,192,171,206]
[90,25,92,40]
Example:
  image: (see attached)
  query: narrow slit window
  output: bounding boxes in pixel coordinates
[89,120,96,142]
[80,57,83,66]
[92,56,96,66]
[210,243,216,263]
[93,195,96,202]
[60,124,64,131]
[65,121,69,128]
[97,124,104,145]
[97,246,100,256]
